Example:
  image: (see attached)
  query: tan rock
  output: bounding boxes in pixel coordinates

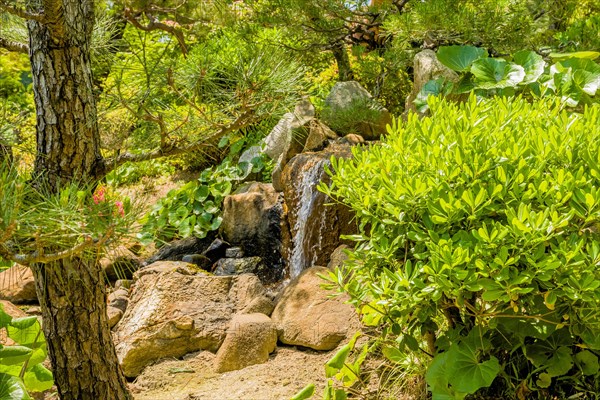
[213,313,277,373]
[303,120,338,153]
[327,245,351,270]
[241,295,275,316]
[107,306,123,329]
[272,267,360,350]
[113,268,269,377]
[0,265,37,304]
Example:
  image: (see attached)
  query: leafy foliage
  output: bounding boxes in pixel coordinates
[0,303,53,397]
[322,95,600,398]
[416,46,600,112]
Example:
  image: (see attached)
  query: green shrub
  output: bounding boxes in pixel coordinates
[322,95,600,398]
[0,303,53,398]
[415,46,600,112]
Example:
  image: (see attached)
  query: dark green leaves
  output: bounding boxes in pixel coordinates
[513,51,545,84]
[470,58,525,89]
[437,46,487,72]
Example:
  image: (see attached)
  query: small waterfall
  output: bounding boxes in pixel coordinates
[288,158,328,278]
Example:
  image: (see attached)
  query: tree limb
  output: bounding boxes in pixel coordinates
[0,234,109,266]
[0,37,29,54]
[392,0,411,14]
[0,1,45,22]
[123,8,188,56]
[104,108,256,172]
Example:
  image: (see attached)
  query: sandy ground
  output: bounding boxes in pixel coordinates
[130,346,335,400]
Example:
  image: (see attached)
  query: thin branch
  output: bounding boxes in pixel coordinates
[123,8,188,56]
[105,108,256,172]
[0,1,45,22]
[0,235,105,266]
[0,37,28,54]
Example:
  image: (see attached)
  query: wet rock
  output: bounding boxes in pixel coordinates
[0,265,37,304]
[202,238,230,263]
[272,267,360,351]
[213,313,277,373]
[323,81,392,140]
[220,183,284,283]
[114,269,268,377]
[181,254,213,271]
[144,233,217,265]
[225,247,244,258]
[213,257,265,277]
[404,49,459,114]
[281,144,358,278]
[100,245,143,282]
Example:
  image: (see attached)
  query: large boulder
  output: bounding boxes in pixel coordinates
[263,99,315,162]
[113,262,268,377]
[272,267,360,351]
[323,81,392,140]
[0,265,37,304]
[213,313,277,373]
[220,183,284,283]
[281,142,358,278]
[404,49,459,113]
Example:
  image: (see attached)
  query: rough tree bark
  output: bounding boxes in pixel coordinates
[332,42,354,82]
[21,0,131,398]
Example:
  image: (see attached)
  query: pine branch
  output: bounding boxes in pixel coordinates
[104,108,256,172]
[123,8,188,56]
[0,37,28,53]
[0,1,45,22]
[0,232,111,266]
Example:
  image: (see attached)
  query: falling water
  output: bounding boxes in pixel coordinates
[289,158,328,278]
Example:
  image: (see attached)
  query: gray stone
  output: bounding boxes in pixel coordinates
[225,247,244,258]
[323,81,392,140]
[144,234,217,265]
[327,245,351,270]
[100,245,143,282]
[214,257,264,276]
[213,313,277,373]
[182,254,213,271]
[404,50,459,114]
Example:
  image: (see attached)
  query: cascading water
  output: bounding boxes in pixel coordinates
[288,158,328,278]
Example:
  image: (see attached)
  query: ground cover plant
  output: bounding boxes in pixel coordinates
[322,95,600,398]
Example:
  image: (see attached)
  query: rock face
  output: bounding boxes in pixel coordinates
[323,81,392,140]
[220,183,284,283]
[113,263,268,377]
[281,142,358,278]
[213,257,265,277]
[213,313,277,373]
[144,233,217,265]
[272,267,360,351]
[404,49,458,113]
[0,265,37,304]
[263,99,315,162]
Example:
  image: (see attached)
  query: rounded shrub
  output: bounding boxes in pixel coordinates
[322,95,600,398]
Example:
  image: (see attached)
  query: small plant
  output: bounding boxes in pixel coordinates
[322,95,600,398]
[0,303,53,399]
[415,45,600,112]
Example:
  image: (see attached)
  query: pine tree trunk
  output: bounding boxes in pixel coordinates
[25,1,130,398]
[31,260,131,400]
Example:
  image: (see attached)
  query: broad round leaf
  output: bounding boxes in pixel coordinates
[437,46,487,72]
[23,364,53,393]
[0,373,31,400]
[447,342,500,394]
[513,51,546,84]
[471,59,525,89]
